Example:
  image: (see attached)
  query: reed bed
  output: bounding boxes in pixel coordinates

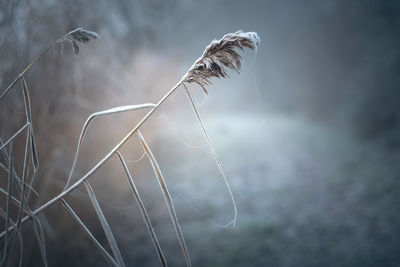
[0,28,259,266]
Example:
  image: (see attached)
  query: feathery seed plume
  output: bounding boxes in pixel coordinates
[64,28,100,55]
[184,31,260,94]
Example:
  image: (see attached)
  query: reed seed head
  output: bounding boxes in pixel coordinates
[184,31,260,94]
[64,28,100,55]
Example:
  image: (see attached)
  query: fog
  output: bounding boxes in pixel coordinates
[1,0,400,266]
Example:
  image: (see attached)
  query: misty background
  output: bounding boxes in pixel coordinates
[1,0,400,266]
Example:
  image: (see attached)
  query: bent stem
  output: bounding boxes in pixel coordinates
[64,103,157,191]
[184,84,237,228]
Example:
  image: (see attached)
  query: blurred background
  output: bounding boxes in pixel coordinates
[1,0,400,266]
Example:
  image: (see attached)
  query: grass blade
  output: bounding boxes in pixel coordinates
[2,143,14,265]
[116,151,167,267]
[64,103,156,191]
[60,199,118,267]
[0,207,23,267]
[21,77,32,123]
[84,181,125,267]
[29,215,48,267]
[0,123,30,151]
[137,131,191,267]
[0,187,22,208]
[0,136,39,198]
[17,116,31,228]
[0,150,35,219]
[0,138,47,267]
[184,84,237,228]
[26,125,39,201]
[20,76,40,201]
[0,143,47,266]
[0,162,7,172]
[0,171,38,198]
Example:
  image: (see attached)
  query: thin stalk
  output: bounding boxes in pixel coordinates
[0,39,62,100]
[2,143,14,265]
[0,208,23,267]
[17,77,32,227]
[0,123,30,151]
[26,124,39,201]
[84,181,125,267]
[0,143,47,266]
[17,126,30,228]
[184,84,237,228]
[116,151,167,267]
[60,199,118,267]
[137,131,191,267]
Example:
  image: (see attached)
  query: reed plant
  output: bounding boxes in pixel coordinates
[0,28,259,266]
